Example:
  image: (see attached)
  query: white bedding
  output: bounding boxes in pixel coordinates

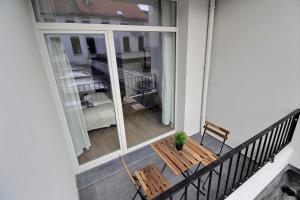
[83,101,116,131]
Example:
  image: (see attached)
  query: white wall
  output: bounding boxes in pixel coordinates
[0,1,78,200]
[176,0,189,130]
[184,0,209,135]
[177,0,209,135]
[206,0,300,166]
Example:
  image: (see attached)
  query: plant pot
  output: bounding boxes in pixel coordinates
[176,143,183,151]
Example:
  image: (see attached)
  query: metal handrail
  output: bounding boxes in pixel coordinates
[153,109,300,200]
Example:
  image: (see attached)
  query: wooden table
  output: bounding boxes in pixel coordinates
[122,96,146,114]
[151,135,218,175]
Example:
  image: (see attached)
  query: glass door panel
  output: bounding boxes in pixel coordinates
[45,34,120,165]
[113,31,176,148]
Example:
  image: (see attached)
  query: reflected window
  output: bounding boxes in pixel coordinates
[32,0,176,27]
[65,19,75,23]
[71,36,82,55]
[123,37,130,52]
[86,37,97,54]
[138,36,144,51]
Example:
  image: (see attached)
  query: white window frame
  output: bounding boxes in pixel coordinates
[29,0,179,174]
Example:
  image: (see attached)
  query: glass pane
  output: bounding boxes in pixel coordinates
[114,31,176,148]
[45,34,120,165]
[32,0,176,27]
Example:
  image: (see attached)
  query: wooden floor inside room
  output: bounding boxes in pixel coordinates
[78,110,173,165]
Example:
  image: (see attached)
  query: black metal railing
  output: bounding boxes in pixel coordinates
[119,73,157,96]
[153,109,300,200]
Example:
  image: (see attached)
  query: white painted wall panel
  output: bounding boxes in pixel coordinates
[0,1,78,199]
[177,0,209,135]
[206,0,300,167]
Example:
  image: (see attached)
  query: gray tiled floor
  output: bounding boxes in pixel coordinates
[77,133,233,200]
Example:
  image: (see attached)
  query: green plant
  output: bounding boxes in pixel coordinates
[175,131,187,145]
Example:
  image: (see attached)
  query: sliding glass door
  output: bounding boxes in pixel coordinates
[45,33,121,165]
[33,0,177,172]
[114,31,176,148]
[44,31,176,166]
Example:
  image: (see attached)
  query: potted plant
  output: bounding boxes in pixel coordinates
[175,131,187,151]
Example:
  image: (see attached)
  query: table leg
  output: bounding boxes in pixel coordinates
[161,163,167,173]
[195,161,202,172]
[202,168,220,190]
[181,171,205,196]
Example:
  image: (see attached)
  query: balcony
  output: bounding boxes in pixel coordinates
[78,133,232,200]
[2,1,300,200]
[77,109,300,200]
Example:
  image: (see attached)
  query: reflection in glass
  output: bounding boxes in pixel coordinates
[114,31,176,147]
[32,0,176,27]
[45,34,120,165]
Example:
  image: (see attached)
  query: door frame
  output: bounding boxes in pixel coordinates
[37,29,129,172]
[30,3,178,174]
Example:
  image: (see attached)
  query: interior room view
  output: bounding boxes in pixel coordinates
[1,0,300,200]
[46,31,175,164]
[37,0,176,165]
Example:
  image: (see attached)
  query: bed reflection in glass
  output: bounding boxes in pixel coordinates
[45,34,120,165]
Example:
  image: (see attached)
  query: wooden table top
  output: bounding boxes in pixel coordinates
[151,135,219,175]
[122,96,136,105]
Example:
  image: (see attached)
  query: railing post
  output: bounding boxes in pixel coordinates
[278,119,290,150]
[224,157,233,197]
[273,121,285,155]
[262,130,274,164]
[215,163,223,200]
[286,113,300,143]
[206,170,213,200]
[258,133,268,167]
[246,141,256,178]
[196,178,201,200]
[239,146,248,183]
[269,125,281,158]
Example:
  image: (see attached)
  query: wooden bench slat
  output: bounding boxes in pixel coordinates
[163,140,193,169]
[186,139,211,157]
[206,125,228,139]
[135,171,151,197]
[168,136,203,164]
[151,143,182,175]
[155,141,187,173]
[135,164,171,200]
[150,165,171,190]
[167,138,199,165]
[147,168,165,192]
[185,139,218,165]
[187,138,216,156]
[183,143,205,161]
[139,169,157,198]
[142,167,162,194]
[205,121,230,135]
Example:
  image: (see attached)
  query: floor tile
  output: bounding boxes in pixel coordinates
[79,184,99,200]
